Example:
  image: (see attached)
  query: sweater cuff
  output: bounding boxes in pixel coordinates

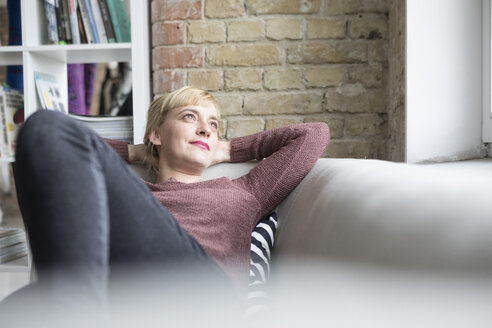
[104,138,130,163]
[230,136,252,163]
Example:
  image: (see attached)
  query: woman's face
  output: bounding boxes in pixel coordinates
[150,102,220,175]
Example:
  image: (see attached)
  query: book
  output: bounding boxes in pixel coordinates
[34,71,67,114]
[0,93,10,158]
[98,0,116,43]
[0,227,26,249]
[44,0,59,44]
[68,0,81,44]
[77,0,94,43]
[61,0,73,43]
[90,0,108,43]
[106,0,131,43]
[77,4,88,44]
[68,113,133,142]
[0,87,24,158]
[54,0,66,43]
[0,242,28,264]
[83,0,100,43]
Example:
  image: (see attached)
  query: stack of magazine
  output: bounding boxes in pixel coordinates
[68,113,133,142]
[0,227,28,264]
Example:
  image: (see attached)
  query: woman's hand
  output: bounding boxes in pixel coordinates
[211,140,231,166]
[128,144,147,163]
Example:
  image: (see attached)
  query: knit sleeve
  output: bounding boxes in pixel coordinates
[104,138,130,163]
[231,122,330,218]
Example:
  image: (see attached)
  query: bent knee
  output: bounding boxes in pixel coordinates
[16,110,70,158]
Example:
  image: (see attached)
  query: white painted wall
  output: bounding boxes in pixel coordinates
[406,0,484,163]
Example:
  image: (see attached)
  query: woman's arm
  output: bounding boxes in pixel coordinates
[231,123,330,217]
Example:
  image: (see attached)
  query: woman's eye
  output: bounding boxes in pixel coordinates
[183,113,195,120]
[210,122,218,129]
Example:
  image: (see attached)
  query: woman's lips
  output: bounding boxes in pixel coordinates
[189,141,210,151]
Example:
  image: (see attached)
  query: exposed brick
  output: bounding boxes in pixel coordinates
[345,114,384,137]
[212,93,243,116]
[266,18,302,40]
[208,45,281,66]
[348,64,384,88]
[152,0,201,21]
[325,0,389,15]
[244,93,323,115]
[205,0,245,18]
[247,0,321,14]
[368,40,388,62]
[304,115,344,138]
[325,87,386,113]
[152,22,185,46]
[226,118,265,138]
[227,21,264,42]
[188,70,223,91]
[153,47,203,69]
[264,69,302,90]
[304,66,346,88]
[265,117,304,130]
[307,18,346,39]
[153,70,186,94]
[348,15,388,40]
[225,69,262,91]
[219,119,227,138]
[323,139,386,159]
[287,42,368,64]
[188,21,225,43]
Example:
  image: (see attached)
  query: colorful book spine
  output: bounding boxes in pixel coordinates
[61,0,72,43]
[90,0,108,43]
[44,0,59,44]
[97,0,115,43]
[83,0,100,43]
[68,0,81,44]
[106,0,131,43]
[54,0,66,43]
[77,5,88,43]
[77,0,94,43]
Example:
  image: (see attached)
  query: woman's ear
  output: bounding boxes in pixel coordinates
[149,130,162,146]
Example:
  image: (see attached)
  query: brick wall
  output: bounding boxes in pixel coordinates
[151,0,394,159]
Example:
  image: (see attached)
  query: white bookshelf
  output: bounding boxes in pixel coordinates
[0,0,151,290]
[0,0,151,148]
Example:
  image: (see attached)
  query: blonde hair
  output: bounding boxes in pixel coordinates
[143,86,220,174]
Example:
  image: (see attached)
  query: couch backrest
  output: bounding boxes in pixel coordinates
[129,161,258,183]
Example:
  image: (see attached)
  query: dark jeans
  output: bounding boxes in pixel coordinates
[2,110,234,323]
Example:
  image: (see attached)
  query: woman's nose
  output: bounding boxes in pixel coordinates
[197,121,211,137]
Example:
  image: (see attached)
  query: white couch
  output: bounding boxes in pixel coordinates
[6,158,492,327]
[201,158,492,327]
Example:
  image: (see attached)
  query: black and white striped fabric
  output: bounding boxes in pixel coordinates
[245,211,278,317]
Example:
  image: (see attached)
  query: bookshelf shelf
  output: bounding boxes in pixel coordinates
[0,256,30,272]
[28,43,132,64]
[0,46,23,65]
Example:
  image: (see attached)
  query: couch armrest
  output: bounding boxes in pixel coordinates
[275,158,492,272]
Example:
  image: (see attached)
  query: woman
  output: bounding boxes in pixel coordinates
[6,86,329,315]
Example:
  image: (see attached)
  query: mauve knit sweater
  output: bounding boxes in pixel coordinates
[105,123,330,292]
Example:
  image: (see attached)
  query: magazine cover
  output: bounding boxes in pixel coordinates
[0,87,24,158]
[34,71,67,114]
